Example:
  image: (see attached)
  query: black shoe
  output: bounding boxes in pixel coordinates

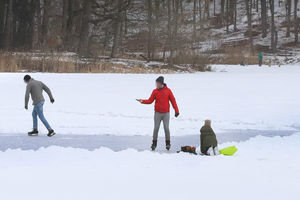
[28,129,39,136]
[166,140,171,151]
[47,130,56,137]
[151,140,157,151]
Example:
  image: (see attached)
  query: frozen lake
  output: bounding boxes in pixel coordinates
[0,129,296,152]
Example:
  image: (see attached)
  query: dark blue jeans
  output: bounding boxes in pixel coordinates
[32,101,52,131]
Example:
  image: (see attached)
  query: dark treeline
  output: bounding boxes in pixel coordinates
[0,0,299,63]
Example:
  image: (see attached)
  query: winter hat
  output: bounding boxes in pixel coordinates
[24,75,31,82]
[205,120,212,127]
[156,76,164,84]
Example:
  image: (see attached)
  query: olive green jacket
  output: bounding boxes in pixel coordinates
[200,125,218,154]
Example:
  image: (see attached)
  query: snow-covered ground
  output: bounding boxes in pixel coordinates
[0,64,300,199]
[1,64,300,136]
[0,134,300,200]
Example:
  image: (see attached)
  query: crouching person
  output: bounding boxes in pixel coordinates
[200,120,219,156]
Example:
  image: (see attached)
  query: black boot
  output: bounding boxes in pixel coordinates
[151,140,157,151]
[47,129,56,137]
[166,140,171,151]
[28,129,38,136]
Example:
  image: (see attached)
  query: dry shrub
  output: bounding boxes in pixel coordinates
[0,53,19,72]
[172,50,211,71]
[0,52,180,73]
[214,46,259,65]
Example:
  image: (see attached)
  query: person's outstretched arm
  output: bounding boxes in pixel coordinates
[141,90,156,104]
[42,82,54,103]
[169,90,179,114]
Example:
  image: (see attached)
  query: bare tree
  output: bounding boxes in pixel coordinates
[0,0,6,48]
[226,0,229,33]
[234,0,237,31]
[146,0,153,60]
[167,0,174,66]
[269,0,276,52]
[78,0,92,57]
[260,0,267,38]
[294,0,299,42]
[286,0,292,37]
[245,0,253,52]
[62,0,69,47]
[205,0,210,18]
[193,0,197,39]
[41,0,50,48]
[4,0,13,50]
[221,0,225,23]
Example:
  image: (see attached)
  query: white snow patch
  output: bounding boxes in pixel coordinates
[0,133,299,200]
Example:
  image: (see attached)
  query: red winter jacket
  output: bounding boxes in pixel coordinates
[142,84,179,114]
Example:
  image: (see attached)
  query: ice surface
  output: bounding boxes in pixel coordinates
[0,64,299,137]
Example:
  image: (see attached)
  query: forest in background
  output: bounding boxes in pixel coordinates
[0,0,300,72]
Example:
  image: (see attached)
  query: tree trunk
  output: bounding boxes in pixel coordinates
[294,0,299,43]
[30,0,40,49]
[213,0,216,16]
[147,0,153,61]
[174,0,179,54]
[198,0,202,26]
[226,0,229,33]
[167,0,173,66]
[193,0,197,39]
[41,0,50,49]
[66,0,74,49]
[111,0,123,58]
[260,0,267,38]
[221,0,225,23]
[78,0,91,57]
[245,0,253,52]
[4,0,13,50]
[205,0,209,19]
[234,0,237,31]
[269,0,276,52]
[286,0,291,37]
[62,0,69,48]
[0,0,6,48]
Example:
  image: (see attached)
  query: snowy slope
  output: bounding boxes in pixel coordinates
[0,64,299,137]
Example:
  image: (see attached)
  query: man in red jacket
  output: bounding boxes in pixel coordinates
[137,76,179,151]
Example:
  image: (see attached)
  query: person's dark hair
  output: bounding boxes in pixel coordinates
[156,76,164,84]
[24,75,31,82]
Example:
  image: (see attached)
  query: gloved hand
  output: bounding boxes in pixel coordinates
[25,105,28,110]
[50,98,55,103]
[175,113,179,117]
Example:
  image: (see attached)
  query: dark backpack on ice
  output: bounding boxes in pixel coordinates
[177,146,197,155]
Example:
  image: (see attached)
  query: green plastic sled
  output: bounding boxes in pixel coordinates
[219,146,237,156]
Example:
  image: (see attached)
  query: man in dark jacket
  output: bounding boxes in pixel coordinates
[200,120,219,155]
[24,75,56,137]
[137,76,179,151]
[258,52,263,66]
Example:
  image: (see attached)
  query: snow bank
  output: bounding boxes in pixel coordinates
[0,133,299,200]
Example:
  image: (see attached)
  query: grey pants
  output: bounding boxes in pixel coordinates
[153,112,170,141]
